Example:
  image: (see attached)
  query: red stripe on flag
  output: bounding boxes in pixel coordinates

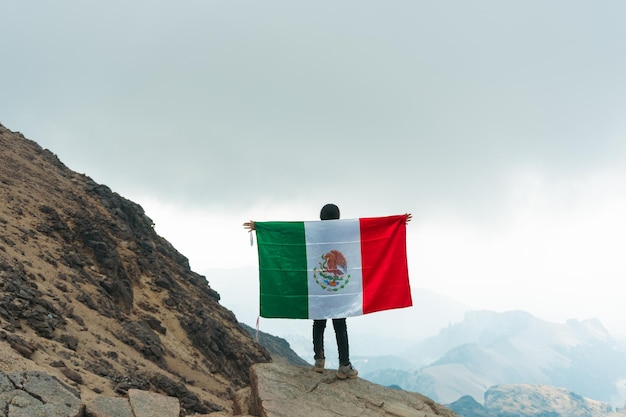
[360,215,412,314]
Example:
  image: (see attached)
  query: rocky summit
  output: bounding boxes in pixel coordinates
[0,123,457,417]
[246,362,457,417]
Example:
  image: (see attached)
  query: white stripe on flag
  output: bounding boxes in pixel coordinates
[304,219,364,319]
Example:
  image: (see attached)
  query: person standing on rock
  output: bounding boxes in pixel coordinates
[244,203,412,380]
[244,203,357,379]
[309,203,357,379]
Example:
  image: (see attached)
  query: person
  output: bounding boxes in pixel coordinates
[244,204,412,380]
[312,203,357,379]
[243,203,357,378]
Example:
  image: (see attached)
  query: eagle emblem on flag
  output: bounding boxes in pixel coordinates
[313,249,351,292]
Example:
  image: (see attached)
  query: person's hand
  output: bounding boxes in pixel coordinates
[405,213,412,224]
[243,221,256,231]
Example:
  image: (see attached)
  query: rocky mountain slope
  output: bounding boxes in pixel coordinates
[0,123,272,414]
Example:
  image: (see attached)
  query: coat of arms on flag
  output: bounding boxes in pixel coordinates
[313,250,350,291]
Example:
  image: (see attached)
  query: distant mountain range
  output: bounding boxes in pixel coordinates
[448,385,626,417]
[362,310,626,411]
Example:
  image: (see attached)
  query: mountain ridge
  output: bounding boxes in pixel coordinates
[0,123,272,414]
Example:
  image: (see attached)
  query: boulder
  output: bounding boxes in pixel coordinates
[86,396,134,417]
[248,363,457,417]
[234,386,254,415]
[0,371,84,417]
[128,388,181,417]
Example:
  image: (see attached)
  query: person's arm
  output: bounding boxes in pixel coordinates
[243,221,256,246]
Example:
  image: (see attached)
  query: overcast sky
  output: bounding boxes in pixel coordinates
[2,1,626,340]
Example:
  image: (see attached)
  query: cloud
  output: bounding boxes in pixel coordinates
[4,1,626,210]
[410,168,626,334]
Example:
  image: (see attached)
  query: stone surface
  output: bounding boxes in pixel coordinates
[87,396,134,417]
[249,363,457,417]
[128,388,181,417]
[233,386,254,415]
[0,371,84,417]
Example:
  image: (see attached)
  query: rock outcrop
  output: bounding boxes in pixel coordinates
[0,371,183,417]
[0,364,458,417]
[0,371,84,417]
[245,362,457,417]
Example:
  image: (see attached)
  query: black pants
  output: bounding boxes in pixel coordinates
[312,318,350,366]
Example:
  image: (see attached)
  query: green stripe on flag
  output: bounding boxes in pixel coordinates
[255,221,309,318]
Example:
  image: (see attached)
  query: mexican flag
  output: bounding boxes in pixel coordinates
[253,214,412,319]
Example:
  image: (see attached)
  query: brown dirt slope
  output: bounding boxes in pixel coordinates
[0,124,271,415]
